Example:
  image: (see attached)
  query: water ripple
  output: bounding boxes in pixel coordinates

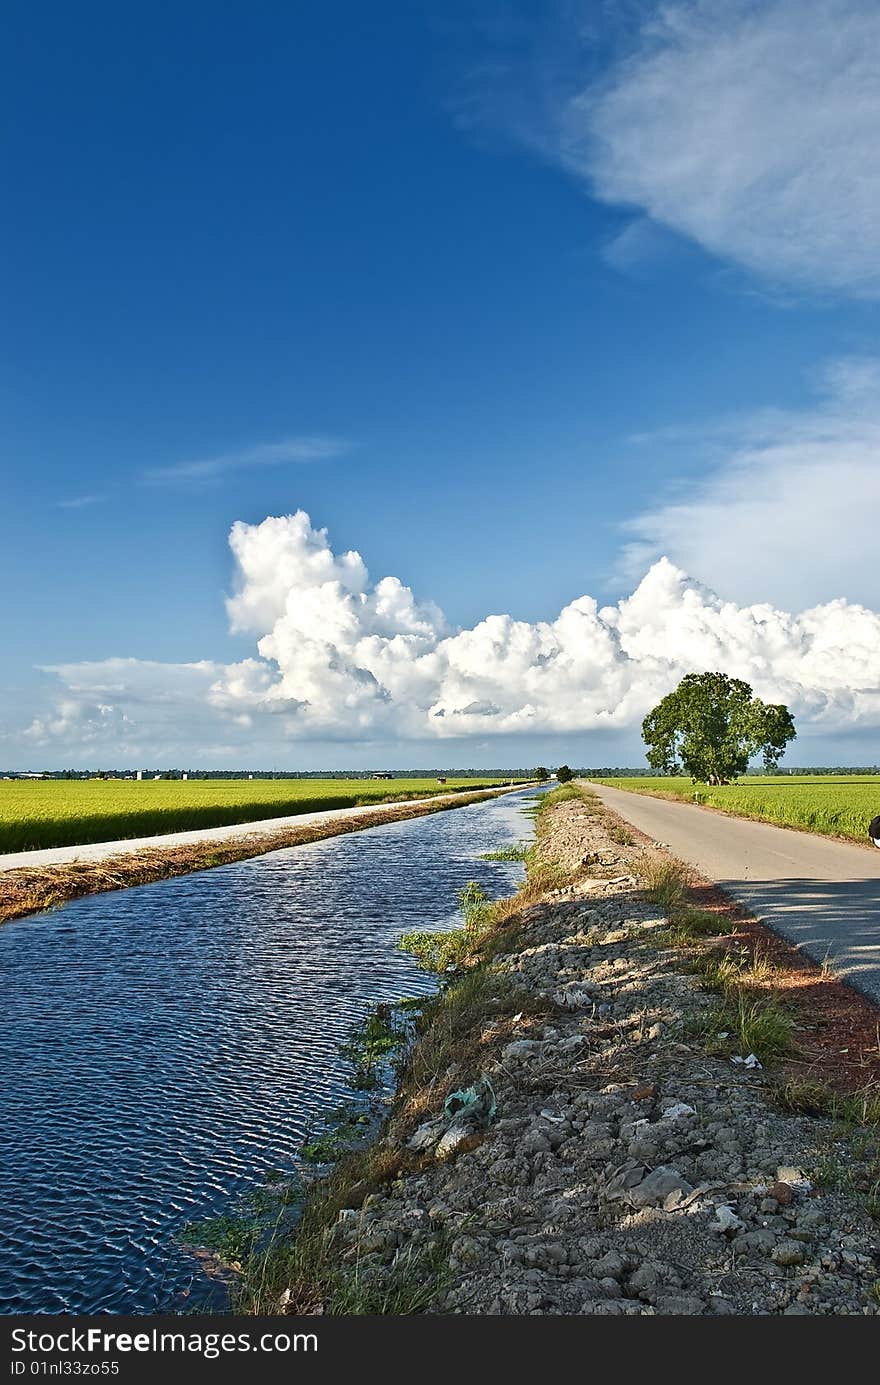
[0,790,535,1313]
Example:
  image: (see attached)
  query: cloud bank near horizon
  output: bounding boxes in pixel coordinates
[16,508,880,763]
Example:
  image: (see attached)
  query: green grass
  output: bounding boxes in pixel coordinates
[594,774,880,844]
[479,843,530,861]
[681,991,796,1064]
[0,777,519,853]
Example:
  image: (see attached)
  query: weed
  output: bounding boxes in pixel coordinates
[735,993,795,1061]
[680,990,795,1064]
[778,1078,880,1127]
[300,1104,373,1164]
[338,1004,411,1088]
[479,844,529,862]
[642,858,689,910]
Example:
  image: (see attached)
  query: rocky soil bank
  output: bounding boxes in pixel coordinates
[310,789,880,1316]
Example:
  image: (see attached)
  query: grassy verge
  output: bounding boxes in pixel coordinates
[640,856,797,1065]
[593,775,879,846]
[638,850,880,1196]
[777,1079,880,1218]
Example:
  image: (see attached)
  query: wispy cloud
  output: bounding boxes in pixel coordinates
[142,436,351,485]
[461,1,880,297]
[569,0,880,296]
[57,494,106,510]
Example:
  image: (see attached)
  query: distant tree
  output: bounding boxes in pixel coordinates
[642,672,796,785]
[555,764,574,783]
[533,766,550,782]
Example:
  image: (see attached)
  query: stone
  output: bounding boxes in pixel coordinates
[660,1102,696,1122]
[709,1204,745,1233]
[776,1166,812,1192]
[627,1165,694,1209]
[593,1251,627,1281]
[772,1240,806,1267]
[520,1128,551,1156]
[435,1120,481,1160]
[655,1295,705,1315]
[769,1180,794,1206]
[407,1118,445,1151]
[631,1083,657,1101]
[628,1263,664,1296]
[502,1040,543,1061]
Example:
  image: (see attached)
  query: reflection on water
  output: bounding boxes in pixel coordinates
[0,790,536,1314]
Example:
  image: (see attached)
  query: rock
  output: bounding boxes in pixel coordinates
[630,1082,657,1101]
[664,1188,692,1211]
[655,1294,705,1315]
[604,1162,648,1200]
[555,982,596,1009]
[776,1166,812,1192]
[435,1119,481,1160]
[599,1277,623,1297]
[709,1205,745,1233]
[660,1102,696,1122]
[592,1251,626,1280]
[407,1118,445,1151]
[769,1180,794,1205]
[627,1166,694,1209]
[502,1040,543,1061]
[771,1240,806,1267]
[628,1263,664,1296]
[521,1127,551,1156]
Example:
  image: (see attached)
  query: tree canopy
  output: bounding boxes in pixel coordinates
[533,766,550,782]
[555,764,574,783]
[642,672,796,784]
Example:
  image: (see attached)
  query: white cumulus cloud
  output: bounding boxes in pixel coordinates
[17,508,880,761]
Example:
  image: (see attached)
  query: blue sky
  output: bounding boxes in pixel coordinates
[3,1,880,769]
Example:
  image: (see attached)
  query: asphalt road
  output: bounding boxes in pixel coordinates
[588,781,880,1005]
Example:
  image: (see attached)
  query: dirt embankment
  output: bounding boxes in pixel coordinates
[289,789,880,1316]
[0,786,522,928]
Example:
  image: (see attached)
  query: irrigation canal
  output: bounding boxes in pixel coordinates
[0,787,539,1313]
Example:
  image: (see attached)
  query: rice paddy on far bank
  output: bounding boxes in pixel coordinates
[0,777,520,853]
[591,774,880,845]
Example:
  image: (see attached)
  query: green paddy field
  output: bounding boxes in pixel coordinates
[591,774,880,845]
[0,777,516,854]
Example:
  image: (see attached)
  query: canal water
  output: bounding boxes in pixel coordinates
[0,789,538,1314]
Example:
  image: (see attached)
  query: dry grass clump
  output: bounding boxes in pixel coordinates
[641,857,690,910]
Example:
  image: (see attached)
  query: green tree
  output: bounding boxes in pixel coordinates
[555,764,574,783]
[533,766,550,782]
[642,672,796,784]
